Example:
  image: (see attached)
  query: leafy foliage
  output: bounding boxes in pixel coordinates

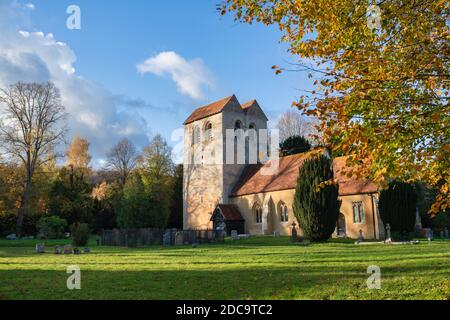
[222,0,450,214]
[37,216,67,239]
[71,223,90,246]
[293,155,340,241]
[168,164,183,229]
[279,135,311,156]
[378,181,417,235]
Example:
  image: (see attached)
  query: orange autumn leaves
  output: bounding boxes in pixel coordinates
[222,0,449,214]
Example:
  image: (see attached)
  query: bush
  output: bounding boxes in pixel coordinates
[37,216,68,239]
[71,223,90,246]
[378,181,417,237]
[280,135,311,156]
[293,154,340,241]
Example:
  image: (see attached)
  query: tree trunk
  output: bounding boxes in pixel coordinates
[16,180,31,237]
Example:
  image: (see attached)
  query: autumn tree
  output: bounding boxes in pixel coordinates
[106,138,138,188]
[0,82,66,235]
[221,0,450,214]
[66,136,91,183]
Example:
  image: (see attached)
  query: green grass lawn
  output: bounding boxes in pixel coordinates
[0,237,449,300]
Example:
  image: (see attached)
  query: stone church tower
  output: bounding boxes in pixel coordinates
[183,95,268,230]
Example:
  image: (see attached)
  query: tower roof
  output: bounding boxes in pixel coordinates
[183,95,268,125]
[183,95,237,125]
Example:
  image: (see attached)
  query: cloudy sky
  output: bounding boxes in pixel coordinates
[0,0,312,165]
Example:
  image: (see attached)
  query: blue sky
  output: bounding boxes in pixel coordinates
[0,0,312,164]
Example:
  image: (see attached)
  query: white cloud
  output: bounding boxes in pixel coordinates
[0,6,152,162]
[137,51,213,100]
[25,3,34,10]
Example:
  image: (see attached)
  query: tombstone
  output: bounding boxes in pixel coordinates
[445,228,449,239]
[273,231,280,237]
[63,244,73,254]
[385,224,392,243]
[174,231,184,246]
[73,248,80,255]
[83,247,90,253]
[358,230,364,242]
[6,234,17,240]
[54,245,63,254]
[231,230,239,241]
[291,222,298,242]
[35,243,45,254]
[163,229,172,246]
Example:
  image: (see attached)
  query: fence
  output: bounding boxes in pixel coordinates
[101,228,224,247]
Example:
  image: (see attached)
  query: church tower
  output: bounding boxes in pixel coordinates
[183,95,268,230]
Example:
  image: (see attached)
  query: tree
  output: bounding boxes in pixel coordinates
[115,173,152,228]
[168,164,183,229]
[0,82,66,235]
[138,135,174,228]
[106,138,137,188]
[66,136,91,182]
[293,154,340,241]
[279,135,311,157]
[221,1,449,214]
[276,110,320,144]
[378,181,417,237]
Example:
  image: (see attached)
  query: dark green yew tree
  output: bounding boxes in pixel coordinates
[293,155,340,241]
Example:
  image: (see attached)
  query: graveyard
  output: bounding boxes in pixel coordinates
[0,236,449,300]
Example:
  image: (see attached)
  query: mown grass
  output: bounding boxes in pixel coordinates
[0,237,448,300]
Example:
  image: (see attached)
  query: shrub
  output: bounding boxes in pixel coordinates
[71,223,90,246]
[293,154,340,241]
[378,181,417,237]
[280,135,311,156]
[37,216,68,239]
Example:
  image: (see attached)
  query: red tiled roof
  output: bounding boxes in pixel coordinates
[215,204,244,221]
[332,157,378,196]
[230,150,378,197]
[183,95,236,125]
[241,100,257,110]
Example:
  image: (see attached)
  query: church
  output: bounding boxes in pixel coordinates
[183,95,385,240]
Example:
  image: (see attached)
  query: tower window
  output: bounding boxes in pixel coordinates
[205,122,213,141]
[235,120,242,130]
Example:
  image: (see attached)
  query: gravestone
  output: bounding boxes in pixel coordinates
[163,230,172,246]
[54,245,63,254]
[231,230,239,241]
[83,247,90,253]
[6,234,17,240]
[73,248,80,255]
[385,224,392,243]
[63,244,73,254]
[35,243,45,254]
[273,231,280,237]
[174,232,184,246]
[291,222,298,242]
[357,230,364,243]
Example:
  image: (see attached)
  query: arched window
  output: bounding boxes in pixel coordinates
[204,122,213,141]
[279,202,289,222]
[194,126,201,144]
[253,203,262,224]
[234,120,242,130]
[248,123,256,130]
